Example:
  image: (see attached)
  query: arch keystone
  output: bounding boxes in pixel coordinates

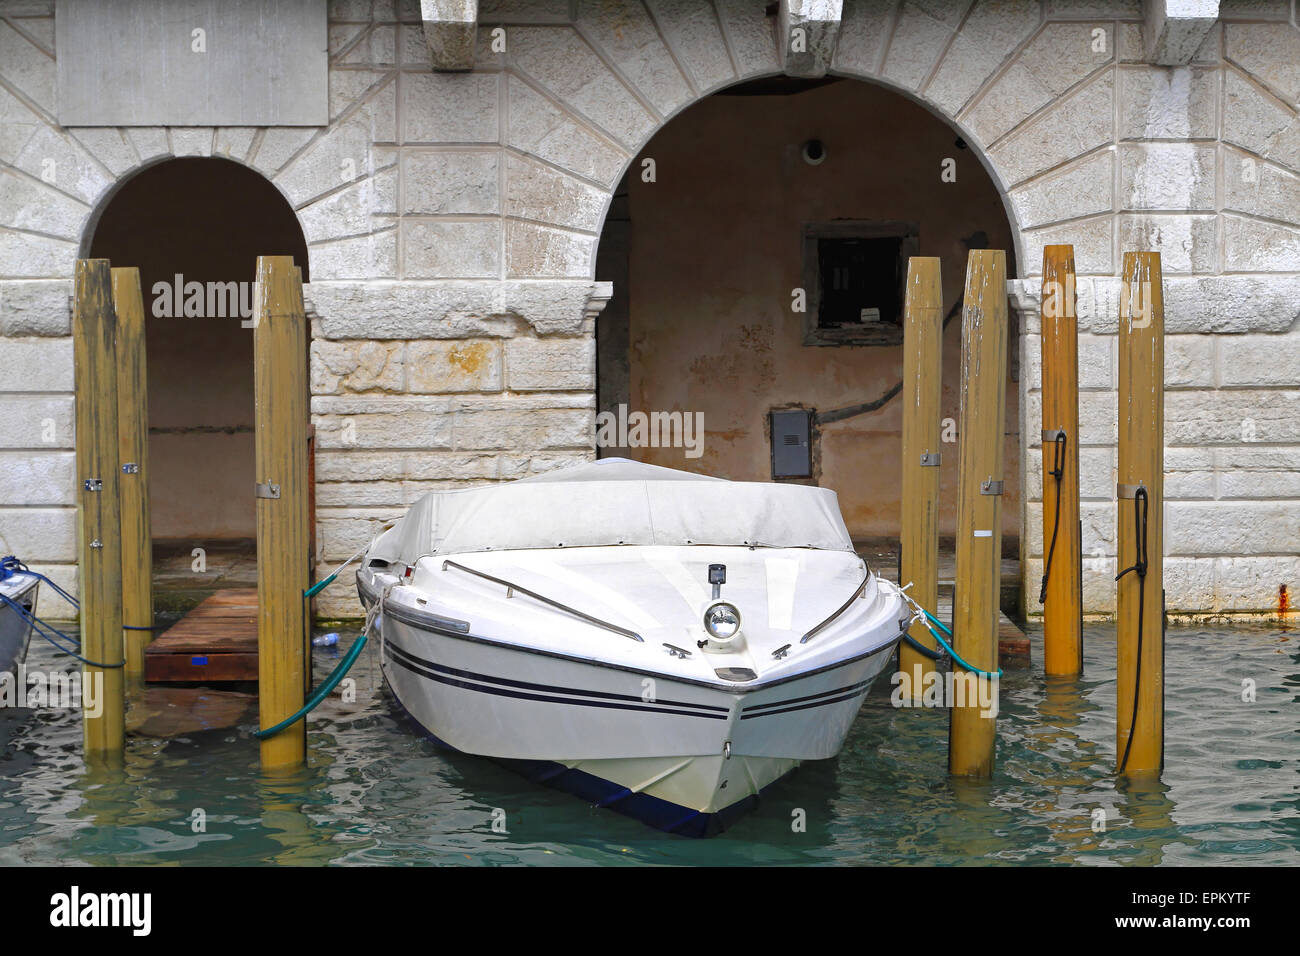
[1144,0,1219,66]
[778,0,843,79]
[421,0,478,72]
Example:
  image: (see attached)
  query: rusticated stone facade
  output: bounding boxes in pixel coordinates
[1,0,1298,620]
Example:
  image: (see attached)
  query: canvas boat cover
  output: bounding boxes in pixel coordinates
[369,458,854,565]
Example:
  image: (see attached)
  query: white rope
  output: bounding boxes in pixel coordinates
[368,583,394,699]
[894,579,927,628]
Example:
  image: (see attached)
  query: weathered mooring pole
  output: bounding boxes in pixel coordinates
[73,259,125,757]
[898,257,943,699]
[949,249,1007,778]
[253,256,311,770]
[1039,246,1083,676]
[1116,251,1165,776]
[112,267,153,681]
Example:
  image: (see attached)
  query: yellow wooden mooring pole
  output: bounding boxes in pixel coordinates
[898,257,943,700]
[1039,246,1083,676]
[112,267,153,682]
[1116,251,1165,776]
[253,256,311,770]
[73,259,125,757]
[949,250,1007,778]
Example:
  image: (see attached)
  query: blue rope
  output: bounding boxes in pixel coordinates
[254,632,368,738]
[3,554,158,635]
[1,555,79,609]
[304,573,336,599]
[901,631,945,661]
[915,607,1003,679]
[304,544,370,598]
[0,591,124,669]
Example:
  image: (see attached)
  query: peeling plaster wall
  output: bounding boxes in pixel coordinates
[623,79,1019,540]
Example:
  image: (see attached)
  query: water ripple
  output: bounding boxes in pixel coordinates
[0,622,1296,865]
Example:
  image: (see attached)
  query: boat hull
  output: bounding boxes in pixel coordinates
[0,574,38,675]
[377,610,897,836]
[397,703,797,837]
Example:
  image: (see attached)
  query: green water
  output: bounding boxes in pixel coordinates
[1,623,1296,866]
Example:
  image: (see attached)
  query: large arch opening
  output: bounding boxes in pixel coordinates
[595,76,1019,556]
[86,157,309,568]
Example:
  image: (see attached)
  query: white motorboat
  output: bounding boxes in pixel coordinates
[0,560,39,675]
[357,459,910,836]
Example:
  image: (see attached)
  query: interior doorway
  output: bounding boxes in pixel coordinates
[595,76,1019,550]
[85,157,309,586]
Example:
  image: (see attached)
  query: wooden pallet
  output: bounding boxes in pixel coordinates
[144,588,258,682]
[128,685,257,736]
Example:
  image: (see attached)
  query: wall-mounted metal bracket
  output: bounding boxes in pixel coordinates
[1117,483,1145,499]
[255,482,281,499]
[980,478,1004,495]
[1041,429,1066,442]
[919,452,941,467]
[89,539,103,549]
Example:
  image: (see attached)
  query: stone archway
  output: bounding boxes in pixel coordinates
[592,73,1019,546]
[505,2,1075,287]
[487,4,1135,618]
[85,156,309,546]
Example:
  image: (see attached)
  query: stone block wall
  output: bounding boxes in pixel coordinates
[1011,3,1300,619]
[1,0,1298,618]
[1015,276,1300,618]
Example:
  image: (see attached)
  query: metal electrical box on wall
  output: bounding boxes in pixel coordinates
[770,409,813,479]
[55,0,328,127]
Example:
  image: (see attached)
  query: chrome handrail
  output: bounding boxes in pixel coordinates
[800,572,870,645]
[440,559,644,643]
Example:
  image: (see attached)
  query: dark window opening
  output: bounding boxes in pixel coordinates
[801,220,918,347]
[816,236,905,329]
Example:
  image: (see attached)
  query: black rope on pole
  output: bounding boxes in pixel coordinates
[1038,430,1068,604]
[1114,486,1149,775]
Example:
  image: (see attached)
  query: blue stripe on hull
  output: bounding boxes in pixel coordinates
[387,691,792,839]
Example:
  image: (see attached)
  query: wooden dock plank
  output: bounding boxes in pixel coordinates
[144,588,259,683]
[198,591,259,608]
[128,686,257,738]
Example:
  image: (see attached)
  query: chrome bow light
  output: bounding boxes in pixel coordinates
[703,601,742,640]
[701,563,742,648]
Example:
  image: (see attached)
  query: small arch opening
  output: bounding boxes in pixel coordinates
[87,157,309,555]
